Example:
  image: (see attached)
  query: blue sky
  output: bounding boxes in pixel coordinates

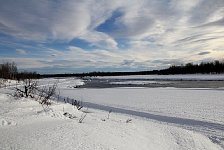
[0,0,224,74]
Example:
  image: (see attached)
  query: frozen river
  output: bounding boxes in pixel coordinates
[39,75,224,147]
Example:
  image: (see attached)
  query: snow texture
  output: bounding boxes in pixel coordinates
[0,76,224,149]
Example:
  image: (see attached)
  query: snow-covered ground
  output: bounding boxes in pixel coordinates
[38,77,85,88]
[61,87,224,125]
[0,90,222,150]
[58,87,224,146]
[0,79,18,88]
[1,76,224,149]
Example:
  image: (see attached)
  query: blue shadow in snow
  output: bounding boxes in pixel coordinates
[82,101,224,132]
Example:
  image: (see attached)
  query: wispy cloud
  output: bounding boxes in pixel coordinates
[0,0,224,73]
[0,57,51,69]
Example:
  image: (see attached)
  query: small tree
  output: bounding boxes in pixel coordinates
[14,78,38,98]
[37,83,57,111]
[71,99,83,110]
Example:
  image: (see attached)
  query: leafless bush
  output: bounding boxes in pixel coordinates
[71,99,83,110]
[63,112,77,119]
[37,83,57,111]
[13,78,58,112]
[126,119,132,123]
[14,79,38,98]
[78,113,87,123]
[65,97,83,110]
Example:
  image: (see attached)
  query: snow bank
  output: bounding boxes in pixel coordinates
[38,78,85,88]
[0,89,222,150]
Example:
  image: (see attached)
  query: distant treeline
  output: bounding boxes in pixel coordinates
[41,60,224,78]
[40,70,158,78]
[1,61,224,79]
[159,61,224,75]
[0,62,40,80]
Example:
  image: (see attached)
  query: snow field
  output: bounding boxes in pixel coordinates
[38,77,84,88]
[0,90,222,150]
[59,87,224,124]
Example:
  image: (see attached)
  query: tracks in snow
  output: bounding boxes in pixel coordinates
[57,96,224,148]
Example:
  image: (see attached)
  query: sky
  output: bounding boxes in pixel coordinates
[0,0,224,74]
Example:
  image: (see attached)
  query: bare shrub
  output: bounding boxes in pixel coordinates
[126,119,132,123]
[14,79,38,98]
[71,99,83,110]
[37,83,57,111]
[63,112,77,119]
[78,113,87,123]
[65,97,83,110]
[13,78,57,112]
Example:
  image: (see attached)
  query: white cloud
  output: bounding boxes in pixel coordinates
[0,57,51,69]
[1,0,223,42]
[1,0,224,72]
[80,31,118,49]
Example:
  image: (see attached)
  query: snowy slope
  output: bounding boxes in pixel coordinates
[0,90,222,150]
[1,77,224,149]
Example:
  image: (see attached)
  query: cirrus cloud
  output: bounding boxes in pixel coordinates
[0,0,224,73]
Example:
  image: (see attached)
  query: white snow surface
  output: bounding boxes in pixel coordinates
[93,74,224,80]
[54,77,224,148]
[1,77,224,149]
[0,89,222,150]
[0,79,18,88]
[38,77,85,88]
[59,87,224,125]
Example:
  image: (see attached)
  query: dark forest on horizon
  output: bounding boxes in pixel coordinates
[1,60,224,79]
[41,60,224,78]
